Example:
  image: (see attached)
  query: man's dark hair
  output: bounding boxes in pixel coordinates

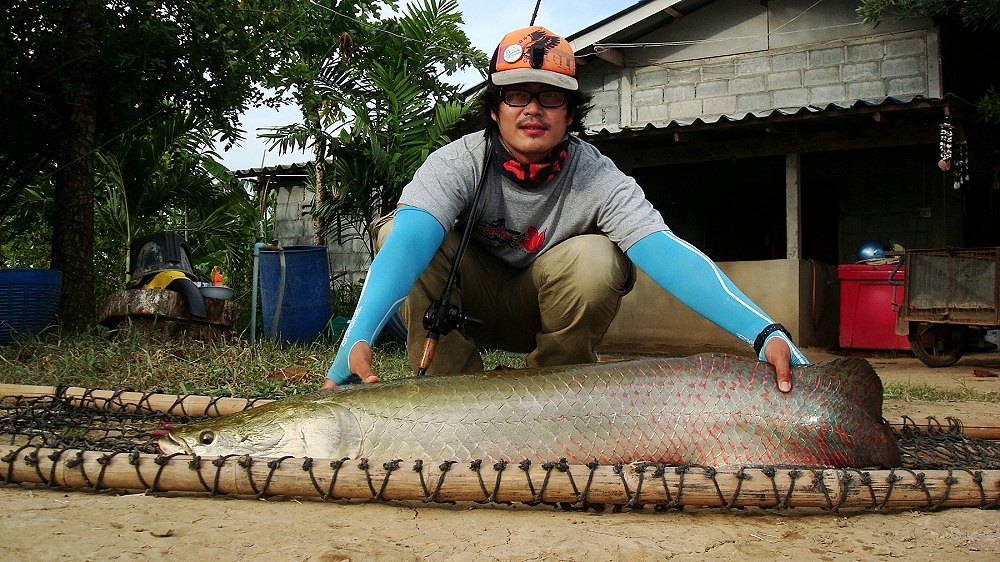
[476,82,593,134]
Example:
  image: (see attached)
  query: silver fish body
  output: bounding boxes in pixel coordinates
[159,353,901,468]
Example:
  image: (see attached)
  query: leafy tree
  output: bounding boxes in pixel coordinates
[94,112,257,293]
[858,0,999,29]
[5,113,257,306]
[321,62,475,257]
[858,0,1000,123]
[273,0,488,256]
[251,0,393,246]
[2,1,292,331]
[0,187,54,269]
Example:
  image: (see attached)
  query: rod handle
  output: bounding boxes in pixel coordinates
[416,333,440,376]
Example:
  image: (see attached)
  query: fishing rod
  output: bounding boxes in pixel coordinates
[416,136,492,376]
[418,3,544,375]
[530,0,542,25]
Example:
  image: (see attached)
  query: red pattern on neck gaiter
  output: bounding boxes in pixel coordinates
[492,131,571,188]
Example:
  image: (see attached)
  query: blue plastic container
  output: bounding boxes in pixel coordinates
[0,268,62,344]
[259,246,331,343]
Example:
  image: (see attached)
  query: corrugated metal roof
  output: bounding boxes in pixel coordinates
[229,161,314,178]
[583,94,973,137]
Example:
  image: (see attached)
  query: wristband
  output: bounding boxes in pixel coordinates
[753,323,791,356]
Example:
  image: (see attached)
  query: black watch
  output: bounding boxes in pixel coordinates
[754,323,791,356]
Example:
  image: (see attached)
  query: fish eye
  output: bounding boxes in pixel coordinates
[199,430,215,445]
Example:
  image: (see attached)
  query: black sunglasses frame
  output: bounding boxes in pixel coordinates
[500,89,568,108]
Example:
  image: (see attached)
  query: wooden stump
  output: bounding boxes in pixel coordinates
[98,289,242,342]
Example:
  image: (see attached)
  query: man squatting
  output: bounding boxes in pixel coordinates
[322,26,809,391]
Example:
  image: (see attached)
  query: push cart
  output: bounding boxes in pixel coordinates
[890,247,1000,367]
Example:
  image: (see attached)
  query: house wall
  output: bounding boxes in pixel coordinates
[579,0,944,351]
[272,185,371,288]
[600,258,839,354]
[580,1,938,131]
[327,235,371,286]
[804,147,965,264]
[272,185,315,246]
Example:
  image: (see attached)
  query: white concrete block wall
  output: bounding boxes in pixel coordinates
[584,30,936,131]
[272,185,315,246]
[272,185,373,283]
[327,234,372,283]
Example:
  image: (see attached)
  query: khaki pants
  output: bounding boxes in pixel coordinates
[373,213,635,374]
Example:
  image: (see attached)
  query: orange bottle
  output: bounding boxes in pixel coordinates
[211,265,224,286]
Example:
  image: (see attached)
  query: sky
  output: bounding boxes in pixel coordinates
[216,0,638,171]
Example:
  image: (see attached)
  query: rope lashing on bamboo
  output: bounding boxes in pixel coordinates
[2,446,999,511]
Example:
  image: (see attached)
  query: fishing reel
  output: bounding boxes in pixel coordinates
[422,300,482,335]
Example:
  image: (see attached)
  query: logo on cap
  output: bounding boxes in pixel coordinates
[502,44,523,64]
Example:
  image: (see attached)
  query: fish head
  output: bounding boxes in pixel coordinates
[157,397,362,459]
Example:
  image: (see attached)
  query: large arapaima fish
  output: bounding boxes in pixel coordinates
[159,353,901,468]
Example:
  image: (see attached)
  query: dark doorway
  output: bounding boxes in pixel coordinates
[628,156,786,262]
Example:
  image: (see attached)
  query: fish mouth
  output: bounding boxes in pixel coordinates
[157,433,193,455]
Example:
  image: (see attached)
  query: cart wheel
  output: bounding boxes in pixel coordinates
[908,322,966,367]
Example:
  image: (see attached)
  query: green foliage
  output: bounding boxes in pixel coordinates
[309,0,487,255]
[93,111,258,303]
[0,187,54,268]
[978,87,1000,123]
[0,328,331,398]
[857,0,1000,30]
[256,0,390,160]
[2,0,328,330]
[2,109,258,308]
[331,277,365,318]
[321,75,473,256]
[883,380,1000,403]
[2,0,286,194]
[857,0,1000,123]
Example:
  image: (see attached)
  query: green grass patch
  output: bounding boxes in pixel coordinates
[8,332,994,404]
[883,381,1000,403]
[0,328,526,399]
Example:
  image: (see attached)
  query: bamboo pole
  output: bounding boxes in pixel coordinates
[2,447,998,511]
[0,384,269,417]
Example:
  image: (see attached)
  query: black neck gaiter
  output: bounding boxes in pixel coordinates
[490,130,571,188]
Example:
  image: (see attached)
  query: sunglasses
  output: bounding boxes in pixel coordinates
[501,89,568,108]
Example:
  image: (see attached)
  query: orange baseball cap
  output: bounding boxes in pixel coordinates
[489,26,577,91]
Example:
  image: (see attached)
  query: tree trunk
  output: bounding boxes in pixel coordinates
[51,0,101,332]
[309,104,328,247]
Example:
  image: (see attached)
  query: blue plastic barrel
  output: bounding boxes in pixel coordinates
[0,268,62,344]
[259,246,331,343]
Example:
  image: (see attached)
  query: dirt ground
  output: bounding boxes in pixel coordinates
[2,347,999,562]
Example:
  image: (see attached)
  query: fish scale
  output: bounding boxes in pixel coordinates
[160,353,901,468]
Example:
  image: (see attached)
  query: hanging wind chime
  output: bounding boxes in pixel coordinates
[939,119,970,189]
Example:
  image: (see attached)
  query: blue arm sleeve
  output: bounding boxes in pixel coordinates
[625,231,809,365]
[326,206,446,383]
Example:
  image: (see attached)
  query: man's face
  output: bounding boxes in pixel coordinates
[491,83,573,164]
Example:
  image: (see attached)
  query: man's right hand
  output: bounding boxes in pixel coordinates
[320,341,380,390]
